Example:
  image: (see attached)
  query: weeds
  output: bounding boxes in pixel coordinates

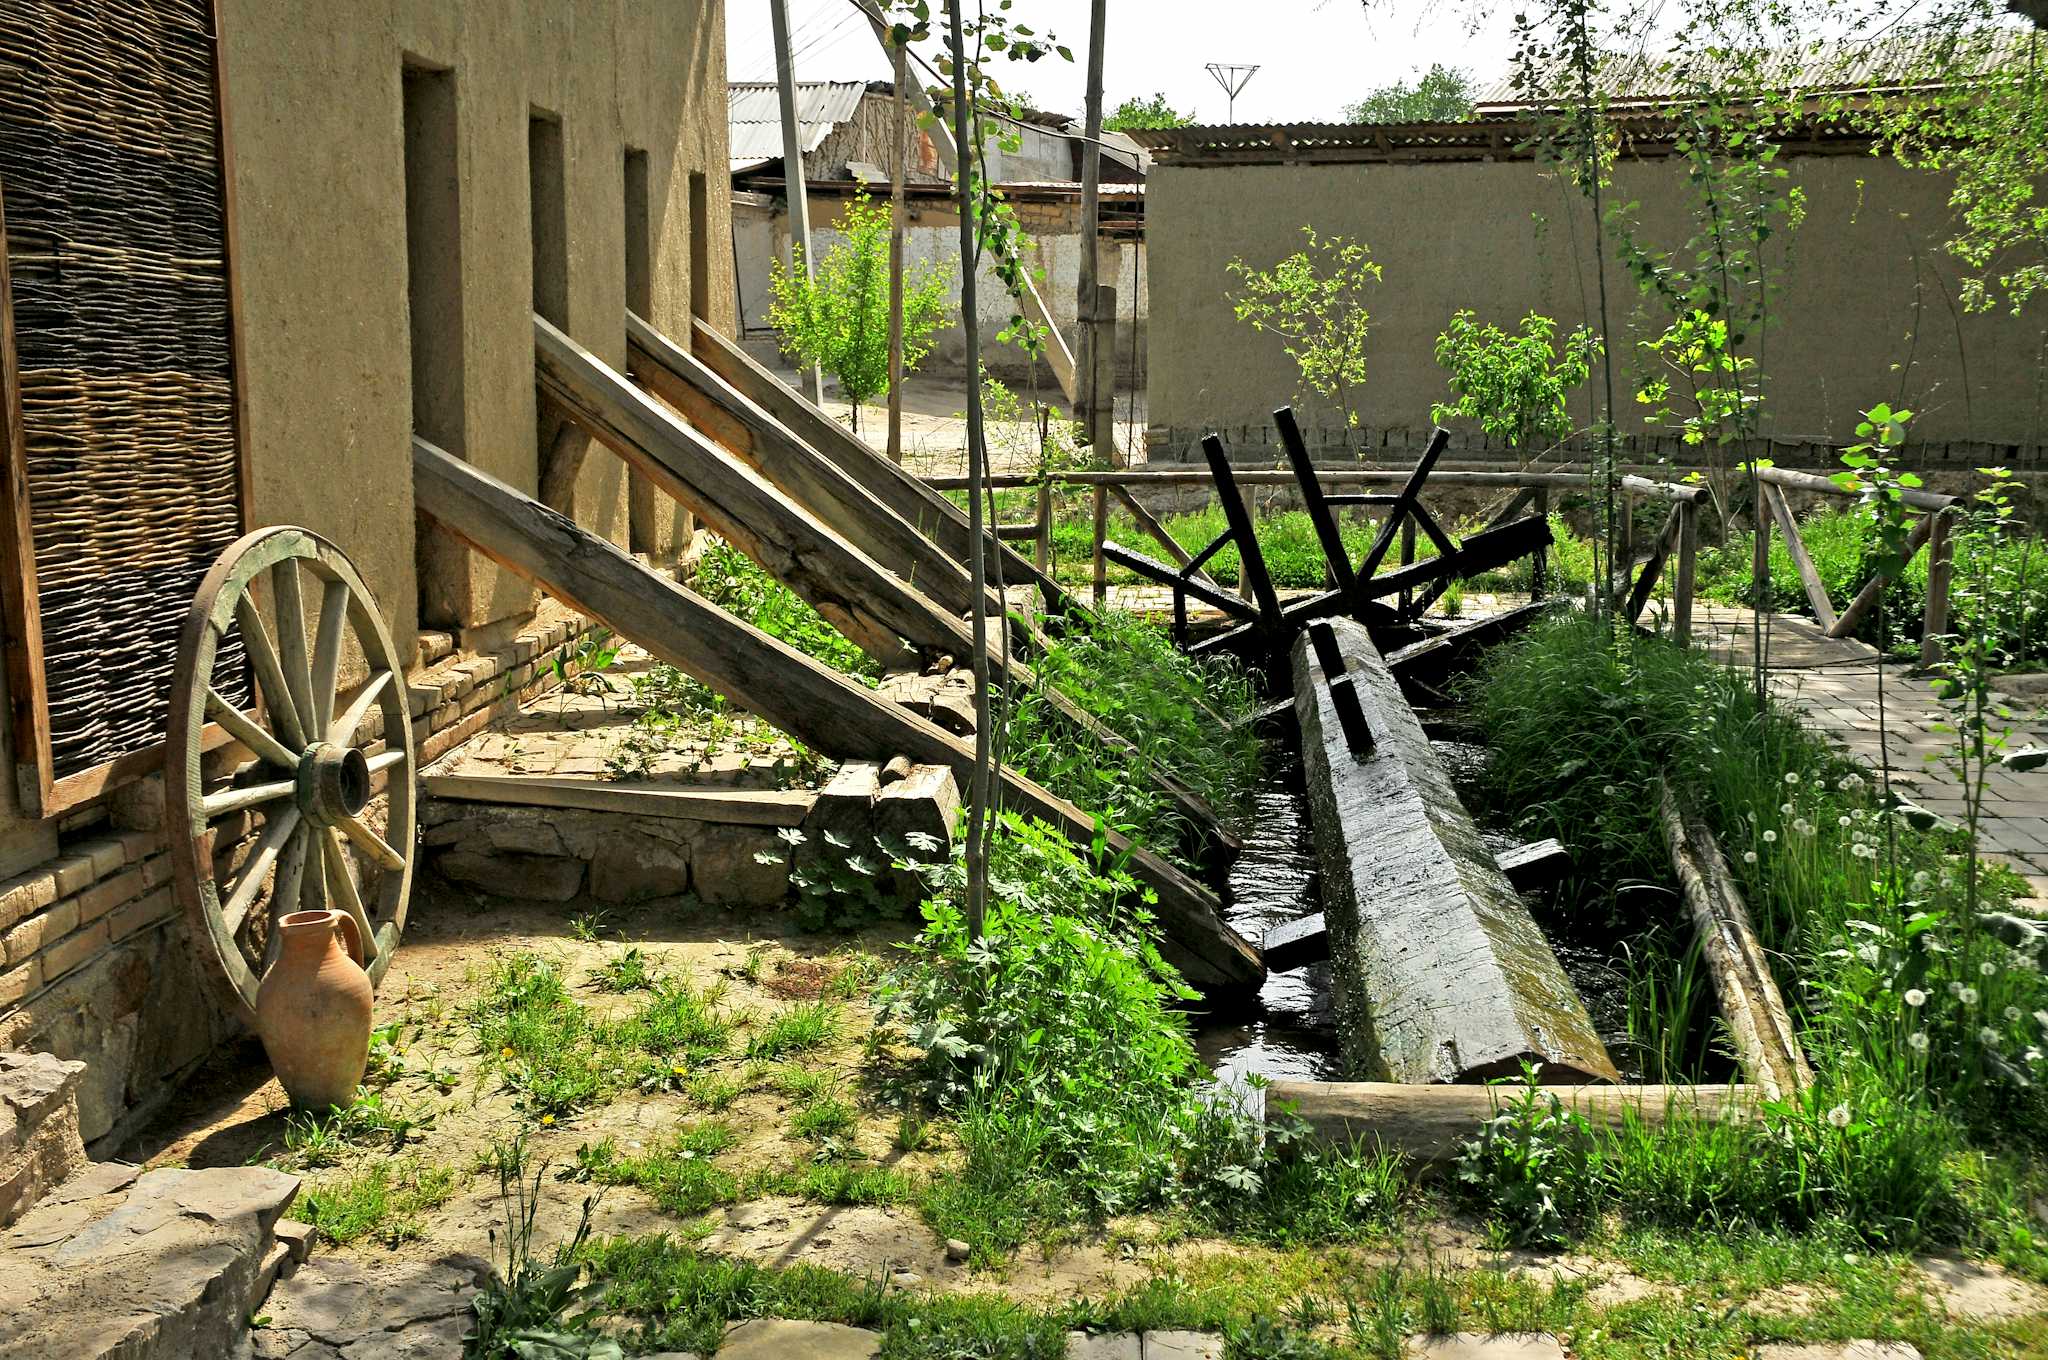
[746,1002,839,1059]
[298,1158,458,1247]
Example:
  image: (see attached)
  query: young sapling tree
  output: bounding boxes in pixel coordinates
[1227,227,1382,434]
[1432,309,1602,467]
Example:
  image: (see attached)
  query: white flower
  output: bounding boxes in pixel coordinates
[1909,1031,1930,1052]
[1949,980,1965,996]
[1603,784,1616,796]
[1839,815,1853,828]
[1794,819,1814,836]
[2007,1006,2024,1023]
[1981,1026,2003,1048]
[1764,830,1778,844]
[1781,803,1795,815]
[1826,1103,1851,1128]
[1912,871,1932,890]
[1904,988,1927,1007]
[1961,987,1980,1006]
[1785,772,1801,785]
[1858,944,1882,965]
[1982,961,1998,977]
[1743,850,1758,864]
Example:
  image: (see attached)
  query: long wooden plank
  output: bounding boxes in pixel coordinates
[423,772,814,827]
[688,318,1073,612]
[1295,619,1617,1084]
[411,437,1262,993]
[1269,1081,1758,1164]
[627,313,984,621]
[1762,483,1839,632]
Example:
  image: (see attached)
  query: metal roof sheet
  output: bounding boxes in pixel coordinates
[728,81,869,173]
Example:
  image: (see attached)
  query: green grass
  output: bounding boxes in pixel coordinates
[296,1159,459,1247]
[746,1002,840,1059]
[788,1094,857,1141]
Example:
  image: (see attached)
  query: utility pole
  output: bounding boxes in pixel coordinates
[770,0,825,406]
[886,37,909,463]
[1076,0,1115,463]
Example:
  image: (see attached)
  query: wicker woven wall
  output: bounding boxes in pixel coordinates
[0,0,246,786]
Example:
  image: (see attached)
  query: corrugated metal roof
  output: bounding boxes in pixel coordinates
[728,81,869,173]
[1473,27,2032,109]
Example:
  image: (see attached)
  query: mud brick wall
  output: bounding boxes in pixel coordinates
[0,608,599,1155]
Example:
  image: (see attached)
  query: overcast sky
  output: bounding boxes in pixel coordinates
[724,1,1527,126]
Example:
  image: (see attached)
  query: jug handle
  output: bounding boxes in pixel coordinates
[334,911,366,968]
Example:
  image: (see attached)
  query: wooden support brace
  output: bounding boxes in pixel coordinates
[410,435,1262,993]
[1762,482,1838,632]
[1830,508,1935,640]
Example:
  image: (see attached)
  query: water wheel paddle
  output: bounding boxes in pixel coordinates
[168,527,415,1026]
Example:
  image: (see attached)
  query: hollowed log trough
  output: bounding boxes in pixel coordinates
[1295,618,1618,1085]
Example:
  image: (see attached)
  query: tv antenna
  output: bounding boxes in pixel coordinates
[1205,62,1260,123]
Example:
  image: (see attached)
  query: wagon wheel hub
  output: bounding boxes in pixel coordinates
[298,742,372,827]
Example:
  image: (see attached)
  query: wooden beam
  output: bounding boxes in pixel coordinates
[1270,1080,1759,1164]
[689,317,1073,613]
[627,312,985,621]
[411,436,1262,994]
[1295,619,1617,1084]
[424,773,814,827]
[1829,507,1934,640]
[1385,602,1551,702]
[1658,781,1814,1102]
[1762,483,1838,632]
[1109,484,1219,592]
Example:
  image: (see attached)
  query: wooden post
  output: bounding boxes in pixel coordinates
[1398,515,1415,614]
[768,0,823,406]
[1674,497,1697,645]
[1092,484,1108,608]
[1093,283,1120,465]
[1276,405,1355,596]
[886,38,909,464]
[1752,502,1772,612]
[1922,506,1956,668]
[1075,0,1107,449]
[1034,479,1052,574]
[1532,486,1550,600]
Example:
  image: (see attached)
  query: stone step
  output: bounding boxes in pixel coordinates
[0,1162,300,1360]
[246,1252,491,1358]
[0,1050,88,1227]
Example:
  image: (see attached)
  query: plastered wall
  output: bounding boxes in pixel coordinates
[219,0,735,652]
[1147,150,2048,464]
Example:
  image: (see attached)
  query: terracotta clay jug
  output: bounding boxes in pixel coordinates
[255,909,373,1110]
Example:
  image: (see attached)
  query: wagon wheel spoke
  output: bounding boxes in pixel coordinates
[365,748,406,777]
[220,805,303,939]
[329,671,393,747]
[319,828,381,966]
[205,687,300,770]
[202,777,297,820]
[309,578,350,737]
[336,812,404,872]
[253,825,311,977]
[233,597,308,751]
[271,558,317,739]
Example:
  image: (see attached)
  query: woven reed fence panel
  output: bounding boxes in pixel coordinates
[0,0,247,784]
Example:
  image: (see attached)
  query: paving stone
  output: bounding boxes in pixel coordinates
[720,1318,881,1360]
[260,1253,490,1344]
[1914,1254,2048,1320]
[1404,1335,1567,1360]
[1068,1332,1141,1360]
[1142,1331,1224,1360]
[336,1312,473,1359]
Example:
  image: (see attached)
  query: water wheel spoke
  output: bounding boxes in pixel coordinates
[201,777,297,821]
[319,829,380,965]
[220,805,303,939]
[233,598,308,751]
[336,811,404,872]
[271,558,317,738]
[328,671,393,747]
[205,687,299,770]
[309,578,350,738]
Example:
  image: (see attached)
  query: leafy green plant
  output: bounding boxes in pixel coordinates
[467,1138,620,1359]
[1344,63,1476,123]
[299,1158,458,1248]
[1104,91,1192,130]
[745,1002,839,1059]
[767,192,951,431]
[1457,1065,1602,1247]
[1227,227,1383,431]
[694,542,878,683]
[1432,310,1601,466]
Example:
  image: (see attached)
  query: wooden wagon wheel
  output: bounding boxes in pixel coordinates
[168,527,415,1027]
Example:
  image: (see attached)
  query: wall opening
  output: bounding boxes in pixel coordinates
[527,110,568,330]
[403,58,466,629]
[689,169,711,323]
[625,147,656,552]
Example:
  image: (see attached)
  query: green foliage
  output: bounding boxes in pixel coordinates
[1635,309,1757,454]
[1343,63,1477,123]
[1227,227,1383,430]
[574,1126,740,1218]
[1104,91,1192,130]
[298,1158,458,1248]
[1432,310,1602,463]
[745,1001,840,1059]
[694,542,878,683]
[766,192,951,421]
[1457,1066,1602,1247]
[467,1139,619,1359]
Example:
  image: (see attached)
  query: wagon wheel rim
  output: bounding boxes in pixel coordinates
[168,526,415,1028]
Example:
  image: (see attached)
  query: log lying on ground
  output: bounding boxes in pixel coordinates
[411,436,1262,993]
[1296,618,1617,1083]
[688,317,1072,611]
[1658,780,1814,1102]
[1268,1080,1759,1164]
[627,313,987,622]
